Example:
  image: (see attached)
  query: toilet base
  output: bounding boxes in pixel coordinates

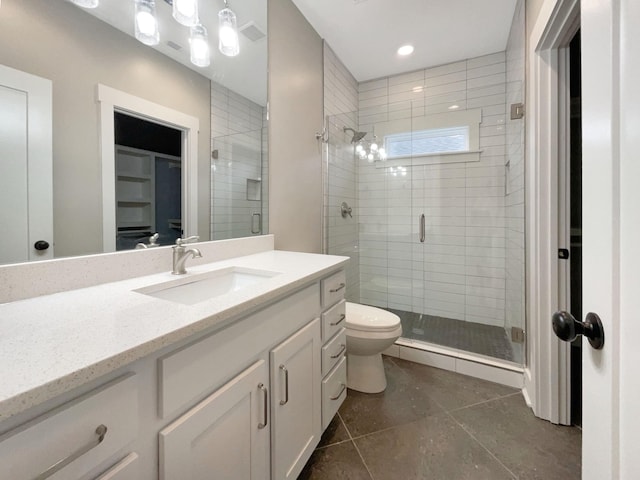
[347,352,387,393]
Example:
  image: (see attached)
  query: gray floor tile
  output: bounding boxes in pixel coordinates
[339,358,444,438]
[317,414,351,448]
[298,441,372,480]
[391,357,519,411]
[355,412,516,480]
[450,394,581,479]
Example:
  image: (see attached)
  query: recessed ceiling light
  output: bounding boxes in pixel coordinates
[397,45,414,56]
[448,104,460,110]
[412,86,424,93]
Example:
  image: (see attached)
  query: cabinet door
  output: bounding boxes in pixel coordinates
[159,359,269,480]
[270,319,322,480]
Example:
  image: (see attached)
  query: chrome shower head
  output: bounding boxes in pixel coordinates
[343,127,367,143]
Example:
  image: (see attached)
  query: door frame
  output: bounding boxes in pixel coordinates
[524,0,579,425]
[97,84,199,252]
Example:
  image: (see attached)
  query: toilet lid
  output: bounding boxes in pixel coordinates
[345,302,401,332]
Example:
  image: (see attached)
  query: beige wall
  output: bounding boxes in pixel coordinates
[526,0,546,37]
[0,0,211,258]
[268,0,324,253]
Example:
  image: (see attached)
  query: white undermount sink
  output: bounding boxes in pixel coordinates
[134,266,281,305]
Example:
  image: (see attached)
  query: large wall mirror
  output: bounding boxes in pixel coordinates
[0,0,268,266]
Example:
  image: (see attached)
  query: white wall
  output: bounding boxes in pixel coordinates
[210,83,268,240]
[323,43,360,302]
[0,0,211,257]
[357,53,509,327]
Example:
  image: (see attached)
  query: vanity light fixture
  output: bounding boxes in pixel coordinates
[135,0,160,46]
[173,0,199,27]
[189,24,210,67]
[69,0,99,8]
[218,0,240,57]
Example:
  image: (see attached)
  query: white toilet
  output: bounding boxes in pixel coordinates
[345,302,402,393]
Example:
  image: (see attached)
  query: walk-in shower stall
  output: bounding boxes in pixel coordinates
[324,0,525,365]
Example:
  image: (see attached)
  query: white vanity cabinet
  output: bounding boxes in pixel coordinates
[159,360,270,480]
[0,374,138,480]
[95,453,140,480]
[270,318,321,480]
[319,271,348,430]
[0,264,347,480]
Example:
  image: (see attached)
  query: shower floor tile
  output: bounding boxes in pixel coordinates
[388,308,518,363]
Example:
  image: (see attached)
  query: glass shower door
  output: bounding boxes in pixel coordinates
[211,128,267,240]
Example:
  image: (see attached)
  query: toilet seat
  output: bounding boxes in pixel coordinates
[345,302,401,333]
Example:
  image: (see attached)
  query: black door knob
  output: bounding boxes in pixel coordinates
[552,311,605,350]
[34,240,50,251]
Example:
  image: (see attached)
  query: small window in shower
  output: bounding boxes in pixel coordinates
[384,126,470,159]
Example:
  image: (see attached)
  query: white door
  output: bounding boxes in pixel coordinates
[270,319,321,480]
[159,359,270,480]
[0,64,53,264]
[581,0,640,478]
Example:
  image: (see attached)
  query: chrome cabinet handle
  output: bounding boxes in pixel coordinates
[330,384,346,401]
[330,344,346,359]
[330,283,345,293]
[330,314,346,327]
[35,424,108,480]
[258,383,268,429]
[279,365,289,405]
[419,214,426,243]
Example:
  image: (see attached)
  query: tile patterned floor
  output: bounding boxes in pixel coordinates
[299,357,581,480]
[389,308,521,363]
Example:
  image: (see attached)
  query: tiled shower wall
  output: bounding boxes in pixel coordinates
[323,43,360,302]
[357,53,509,327]
[505,0,526,335]
[210,82,269,240]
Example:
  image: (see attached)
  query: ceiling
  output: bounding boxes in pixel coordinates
[79,0,267,105]
[291,0,518,82]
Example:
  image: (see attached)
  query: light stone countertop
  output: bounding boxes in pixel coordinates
[0,250,348,421]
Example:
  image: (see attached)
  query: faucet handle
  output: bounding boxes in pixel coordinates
[176,235,200,247]
[149,233,159,246]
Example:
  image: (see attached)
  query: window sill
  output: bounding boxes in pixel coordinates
[374,150,482,168]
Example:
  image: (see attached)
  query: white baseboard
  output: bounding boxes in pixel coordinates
[384,340,524,389]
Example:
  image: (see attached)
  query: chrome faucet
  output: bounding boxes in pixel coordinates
[172,236,202,275]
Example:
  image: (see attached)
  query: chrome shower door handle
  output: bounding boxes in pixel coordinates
[251,213,262,234]
[419,214,426,243]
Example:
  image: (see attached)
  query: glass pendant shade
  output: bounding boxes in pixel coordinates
[190,24,210,67]
[70,0,99,7]
[135,0,159,46]
[173,0,199,27]
[218,7,240,57]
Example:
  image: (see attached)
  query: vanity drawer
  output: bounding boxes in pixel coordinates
[321,270,346,309]
[321,356,347,430]
[159,284,320,418]
[95,452,139,480]
[0,374,138,480]
[321,299,346,343]
[322,328,346,377]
